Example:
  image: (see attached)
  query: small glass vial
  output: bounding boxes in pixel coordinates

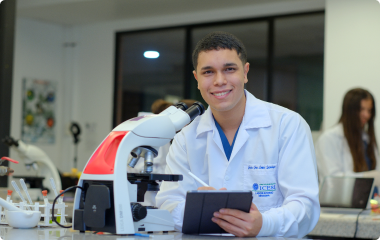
[42,190,49,205]
[57,190,64,214]
[56,190,65,223]
[6,190,12,202]
[58,190,64,204]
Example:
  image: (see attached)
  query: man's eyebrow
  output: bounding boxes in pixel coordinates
[200,63,238,71]
[224,63,238,67]
[200,66,213,71]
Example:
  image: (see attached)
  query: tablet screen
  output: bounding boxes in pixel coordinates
[182,191,252,234]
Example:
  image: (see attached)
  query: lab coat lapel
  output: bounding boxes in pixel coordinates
[212,127,226,160]
[196,108,226,160]
[229,90,272,162]
[196,91,271,163]
[229,129,249,162]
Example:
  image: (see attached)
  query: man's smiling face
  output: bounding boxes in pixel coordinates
[193,49,249,113]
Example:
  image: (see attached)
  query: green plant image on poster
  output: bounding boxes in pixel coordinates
[21,78,56,144]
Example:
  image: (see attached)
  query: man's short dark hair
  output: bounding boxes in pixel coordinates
[192,31,247,70]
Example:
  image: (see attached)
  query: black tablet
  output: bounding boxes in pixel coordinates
[182,190,253,234]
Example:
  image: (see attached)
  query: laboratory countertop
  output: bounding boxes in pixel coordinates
[0,226,303,240]
[46,206,380,239]
[2,196,380,239]
[309,209,380,239]
[2,211,379,239]
[2,209,379,239]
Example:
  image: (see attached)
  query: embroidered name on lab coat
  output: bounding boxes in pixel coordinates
[247,164,276,174]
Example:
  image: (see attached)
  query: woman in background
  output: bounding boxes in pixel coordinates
[316,88,380,186]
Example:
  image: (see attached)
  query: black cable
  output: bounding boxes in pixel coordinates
[353,208,368,238]
[52,185,84,228]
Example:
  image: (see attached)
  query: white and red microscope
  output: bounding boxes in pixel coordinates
[2,137,62,200]
[72,102,205,234]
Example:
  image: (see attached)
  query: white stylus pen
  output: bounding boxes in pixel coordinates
[188,171,209,187]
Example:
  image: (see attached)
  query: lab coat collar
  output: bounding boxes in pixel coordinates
[195,90,272,138]
[242,90,272,129]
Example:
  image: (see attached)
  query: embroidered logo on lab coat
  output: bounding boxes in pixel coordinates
[252,183,276,197]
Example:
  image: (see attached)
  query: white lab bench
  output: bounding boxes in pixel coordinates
[3,184,380,240]
[308,210,380,239]
[56,205,380,239]
[1,211,380,239]
[0,226,304,240]
[11,203,380,239]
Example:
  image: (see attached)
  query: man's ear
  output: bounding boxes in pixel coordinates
[193,70,199,89]
[244,62,250,84]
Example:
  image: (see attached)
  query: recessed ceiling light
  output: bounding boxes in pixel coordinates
[144,51,159,59]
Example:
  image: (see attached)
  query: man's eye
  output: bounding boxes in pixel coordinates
[203,70,212,74]
[225,68,236,72]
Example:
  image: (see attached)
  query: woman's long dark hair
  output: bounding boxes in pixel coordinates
[339,88,377,172]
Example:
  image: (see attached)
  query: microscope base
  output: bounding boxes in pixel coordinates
[134,209,175,232]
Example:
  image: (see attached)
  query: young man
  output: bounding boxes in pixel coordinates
[156,32,320,238]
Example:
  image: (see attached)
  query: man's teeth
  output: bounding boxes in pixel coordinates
[214,91,230,97]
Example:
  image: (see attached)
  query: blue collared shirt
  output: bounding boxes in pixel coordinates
[213,116,240,161]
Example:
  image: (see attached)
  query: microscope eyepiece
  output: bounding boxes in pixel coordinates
[175,102,188,111]
[185,102,205,121]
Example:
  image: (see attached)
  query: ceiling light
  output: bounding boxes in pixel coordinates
[144,51,159,59]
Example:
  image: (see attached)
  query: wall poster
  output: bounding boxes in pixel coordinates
[21,78,56,144]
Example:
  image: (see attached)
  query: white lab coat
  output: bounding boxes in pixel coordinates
[156,90,320,238]
[315,123,380,182]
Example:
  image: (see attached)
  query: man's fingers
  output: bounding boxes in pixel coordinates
[218,208,251,221]
[197,186,216,190]
[219,187,227,190]
[250,202,259,211]
[214,212,243,226]
[212,203,262,237]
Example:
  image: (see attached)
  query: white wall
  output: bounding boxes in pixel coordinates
[324,0,380,140]
[72,0,325,169]
[10,0,325,177]
[10,18,76,176]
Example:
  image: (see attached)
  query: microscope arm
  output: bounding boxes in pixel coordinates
[8,139,62,196]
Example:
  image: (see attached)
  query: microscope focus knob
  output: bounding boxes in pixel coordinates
[131,203,147,222]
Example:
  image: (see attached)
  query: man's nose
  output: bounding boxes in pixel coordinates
[214,72,226,86]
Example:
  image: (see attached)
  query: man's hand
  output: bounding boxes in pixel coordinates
[197,187,227,190]
[212,202,262,237]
